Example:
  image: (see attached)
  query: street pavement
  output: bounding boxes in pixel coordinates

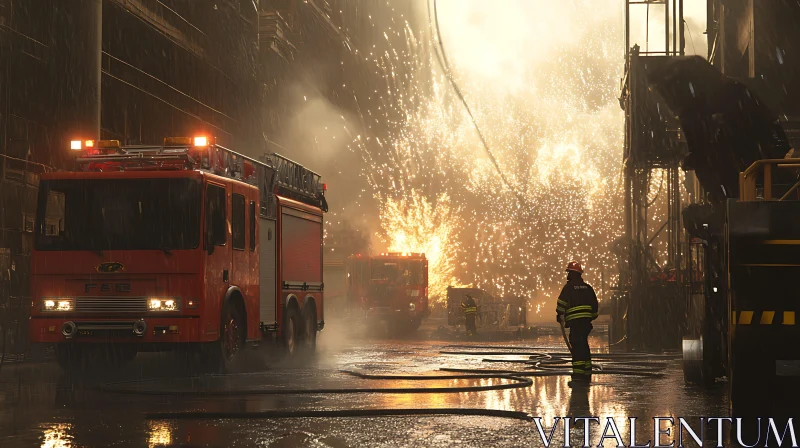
[0,318,729,447]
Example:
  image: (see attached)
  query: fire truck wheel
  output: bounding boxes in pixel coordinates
[220,300,245,366]
[409,317,423,333]
[283,305,302,357]
[302,305,317,353]
[387,317,422,337]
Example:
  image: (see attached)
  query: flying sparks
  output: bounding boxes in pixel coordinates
[340,1,627,312]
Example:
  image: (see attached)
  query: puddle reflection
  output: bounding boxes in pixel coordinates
[146,421,173,448]
[40,423,73,448]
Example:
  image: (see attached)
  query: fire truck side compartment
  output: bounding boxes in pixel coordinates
[259,218,277,326]
[279,203,323,323]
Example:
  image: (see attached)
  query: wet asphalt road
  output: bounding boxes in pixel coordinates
[0,319,729,447]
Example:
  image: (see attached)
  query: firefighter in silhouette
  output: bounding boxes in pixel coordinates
[556,261,599,386]
[461,293,478,337]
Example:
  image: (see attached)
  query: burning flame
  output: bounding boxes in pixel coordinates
[379,191,464,301]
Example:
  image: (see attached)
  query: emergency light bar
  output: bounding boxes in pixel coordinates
[70,139,124,156]
[70,139,121,153]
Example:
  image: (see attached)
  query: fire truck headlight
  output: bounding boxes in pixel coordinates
[43,299,74,312]
[148,298,180,312]
[409,302,416,312]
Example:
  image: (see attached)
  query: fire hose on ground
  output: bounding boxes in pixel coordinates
[101,370,534,396]
[93,345,677,423]
[145,408,535,422]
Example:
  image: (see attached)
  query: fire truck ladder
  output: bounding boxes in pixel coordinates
[260,153,328,215]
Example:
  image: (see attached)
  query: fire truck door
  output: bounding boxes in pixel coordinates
[230,185,258,340]
[230,188,249,292]
[205,182,231,337]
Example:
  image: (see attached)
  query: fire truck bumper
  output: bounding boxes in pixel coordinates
[29,316,208,344]
[366,306,425,321]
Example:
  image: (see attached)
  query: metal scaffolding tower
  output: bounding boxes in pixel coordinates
[611,0,688,351]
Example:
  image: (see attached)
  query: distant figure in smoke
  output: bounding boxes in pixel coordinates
[556,261,599,387]
[461,294,478,337]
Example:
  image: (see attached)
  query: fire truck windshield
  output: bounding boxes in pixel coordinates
[34,178,201,251]
[371,260,424,285]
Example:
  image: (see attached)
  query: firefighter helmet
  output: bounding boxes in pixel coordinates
[565,261,583,274]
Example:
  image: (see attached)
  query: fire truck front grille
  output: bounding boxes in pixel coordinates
[76,297,148,313]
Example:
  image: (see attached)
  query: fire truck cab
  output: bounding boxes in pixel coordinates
[29,137,326,371]
[345,252,428,334]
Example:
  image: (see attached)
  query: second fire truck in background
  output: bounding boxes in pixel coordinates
[345,253,429,334]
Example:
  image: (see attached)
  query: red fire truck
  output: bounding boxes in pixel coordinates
[29,137,326,371]
[345,253,428,334]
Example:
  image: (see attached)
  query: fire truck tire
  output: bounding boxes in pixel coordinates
[301,305,317,354]
[217,300,245,372]
[283,305,303,357]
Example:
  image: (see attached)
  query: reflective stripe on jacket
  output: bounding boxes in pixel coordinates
[461,297,477,315]
[564,305,598,322]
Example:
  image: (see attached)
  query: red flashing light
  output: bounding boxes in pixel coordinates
[85,140,95,148]
[70,140,82,151]
[323,183,328,191]
[194,136,208,147]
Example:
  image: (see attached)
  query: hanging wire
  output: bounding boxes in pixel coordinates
[427,0,524,201]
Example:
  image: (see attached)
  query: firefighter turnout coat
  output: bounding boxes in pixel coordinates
[556,279,599,328]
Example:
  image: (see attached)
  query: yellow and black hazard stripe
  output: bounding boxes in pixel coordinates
[732,310,796,325]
